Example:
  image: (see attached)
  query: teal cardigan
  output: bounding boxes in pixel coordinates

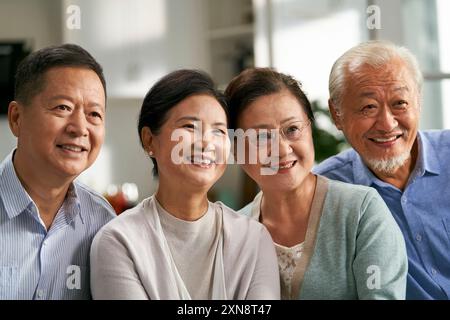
[239,176,407,299]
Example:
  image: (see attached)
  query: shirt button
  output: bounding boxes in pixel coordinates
[401,198,407,204]
[431,268,437,276]
[37,289,44,298]
[415,234,422,242]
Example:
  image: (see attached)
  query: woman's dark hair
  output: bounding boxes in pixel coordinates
[15,43,106,104]
[138,69,228,176]
[224,67,314,129]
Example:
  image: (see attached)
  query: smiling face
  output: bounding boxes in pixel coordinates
[331,59,420,174]
[144,94,230,191]
[10,66,106,182]
[237,90,314,192]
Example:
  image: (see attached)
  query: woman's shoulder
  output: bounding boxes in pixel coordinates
[94,197,154,239]
[326,176,375,195]
[324,176,381,207]
[321,176,393,224]
[213,201,265,234]
[213,202,273,260]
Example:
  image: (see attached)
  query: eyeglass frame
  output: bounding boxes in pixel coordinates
[246,119,312,148]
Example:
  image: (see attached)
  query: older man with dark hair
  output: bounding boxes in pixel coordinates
[0,44,115,299]
[314,40,450,300]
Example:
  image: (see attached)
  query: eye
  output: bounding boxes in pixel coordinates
[394,100,408,107]
[55,104,71,112]
[363,104,377,110]
[182,123,195,130]
[213,128,227,135]
[286,125,299,134]
[360,104,378,116]
[90,111,103,119]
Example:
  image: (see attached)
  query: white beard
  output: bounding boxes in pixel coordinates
[364,152,411,175]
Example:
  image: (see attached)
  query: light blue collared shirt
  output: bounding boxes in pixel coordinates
[314,130,450,300]
[0,150,116,300]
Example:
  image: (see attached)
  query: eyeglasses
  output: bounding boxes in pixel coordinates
[247,120,312,147]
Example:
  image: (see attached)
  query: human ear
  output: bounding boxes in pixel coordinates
[328,99,343,131]
[141,126,154,156]
[8,101,23,138]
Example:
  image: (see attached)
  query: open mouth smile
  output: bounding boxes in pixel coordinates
[368,134,403,146]
[57,144,88,153]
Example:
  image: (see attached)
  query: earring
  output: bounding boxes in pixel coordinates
[149,150,154,157]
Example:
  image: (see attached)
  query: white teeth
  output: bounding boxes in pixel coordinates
[373,136,397,143]
[199,159,212,165]
[61,145,83,152]
[191,157,213,165]
[272,161,295,170]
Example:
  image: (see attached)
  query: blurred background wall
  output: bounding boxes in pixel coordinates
[1,0,449,211]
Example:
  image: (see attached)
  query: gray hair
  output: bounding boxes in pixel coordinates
[329,40,423,110]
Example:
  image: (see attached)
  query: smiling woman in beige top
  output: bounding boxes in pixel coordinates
[90,69,280,300]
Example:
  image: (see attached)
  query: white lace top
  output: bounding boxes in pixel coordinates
[274,242,304,300]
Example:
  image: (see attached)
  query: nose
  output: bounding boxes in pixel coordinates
[375,105,398,132]
[192,129,215,155]
[66,109,89,137]
[201,130,220,153]
[274,134,293,158]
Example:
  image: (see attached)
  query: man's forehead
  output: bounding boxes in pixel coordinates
[357,85,411,97]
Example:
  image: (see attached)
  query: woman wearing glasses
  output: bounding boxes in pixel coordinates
[225,68,407,299]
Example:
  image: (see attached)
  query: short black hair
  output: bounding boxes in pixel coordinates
[14,43,106,104]
[138,69,229,176]
[224,67,314,129]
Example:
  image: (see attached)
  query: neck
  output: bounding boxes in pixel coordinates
[370,142,418,191]
[155,178,209,221]
[13,151,71,229]
[261,173,317,222]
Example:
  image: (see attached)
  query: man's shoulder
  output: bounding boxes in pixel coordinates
[421,129,450,148]
[313,148,357,183]
[73,181,116,219]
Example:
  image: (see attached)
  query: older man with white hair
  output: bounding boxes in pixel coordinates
[314,40,450,300]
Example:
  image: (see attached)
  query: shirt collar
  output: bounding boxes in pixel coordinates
[250,191,263,221]
[0,149,83,224]
[350,130,440,188]
[415,131,440,176]
[0,150,34,219]
[351,151,377,187]
[64,182,83,225]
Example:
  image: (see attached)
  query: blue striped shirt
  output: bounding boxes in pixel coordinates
[0,150,116,300]
[314,130,450,300]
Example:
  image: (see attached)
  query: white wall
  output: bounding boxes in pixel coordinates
[0,119,15,159]
[0,0,62,50]
[261,0,368,106]
[62,0,210,98]
[0,0,62,159]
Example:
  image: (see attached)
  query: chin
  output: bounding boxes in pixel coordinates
[184,171,220,188]
[364,152,410,174]
[57,162,89,177]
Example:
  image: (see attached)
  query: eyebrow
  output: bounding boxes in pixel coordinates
[358,92,377,98]
[49,95,104,108]
[252,117,301,129]
[175,116,227,127]
[392,86,410,93]
[359,86,410,98]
